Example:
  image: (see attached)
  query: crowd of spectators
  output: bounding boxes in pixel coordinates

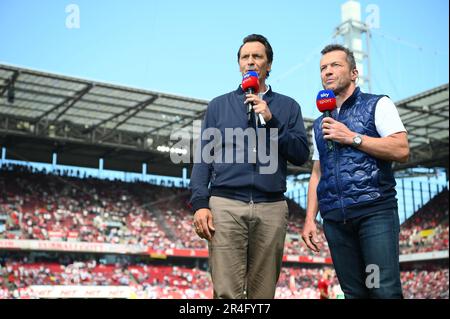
[0,164,329,257]
[399,189,449,255]
[401,267,449,299]
[1,165,448,257]
[0,165,448,299]
[1,253,447,299]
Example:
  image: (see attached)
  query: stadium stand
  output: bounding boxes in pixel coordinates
[0,164,329,257]
[0,164,448,299]
[399,189,449,255]
[1,252,448,299]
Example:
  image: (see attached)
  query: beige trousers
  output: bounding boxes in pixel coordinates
[208,196,288,299]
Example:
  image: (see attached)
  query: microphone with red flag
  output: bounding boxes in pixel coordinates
[242,71,265,126]
[316,90,337,151]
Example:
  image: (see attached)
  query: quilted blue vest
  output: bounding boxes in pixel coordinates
[313,87,397,219]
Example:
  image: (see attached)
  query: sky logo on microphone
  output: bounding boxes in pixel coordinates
[242,71,259,92]
[316,90,337,112]
[243,71,258,79]
[316,89,335,101]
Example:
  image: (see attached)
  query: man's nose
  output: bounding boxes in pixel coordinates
[323,70,333,77]
[324,66,333,76]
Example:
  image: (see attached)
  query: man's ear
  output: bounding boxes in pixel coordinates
[351,68,359,82]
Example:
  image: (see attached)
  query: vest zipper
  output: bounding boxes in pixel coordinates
[334,112,346,224]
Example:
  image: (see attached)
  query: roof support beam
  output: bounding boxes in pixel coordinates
[33,83,93,124]
[83,95,158,134]
[0,70,19,97]
[51,84,94,123]
[95,96,159,142]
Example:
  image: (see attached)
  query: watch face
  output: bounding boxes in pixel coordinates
[354,136,362,145]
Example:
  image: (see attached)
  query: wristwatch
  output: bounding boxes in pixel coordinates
[352,134,363,147]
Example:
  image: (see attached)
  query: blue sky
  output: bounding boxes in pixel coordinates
[0,0,448,119]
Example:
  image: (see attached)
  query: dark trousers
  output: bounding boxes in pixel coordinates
[323,208,403,299]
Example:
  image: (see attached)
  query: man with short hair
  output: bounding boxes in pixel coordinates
[190,34,309,299]
[302,44,409,299]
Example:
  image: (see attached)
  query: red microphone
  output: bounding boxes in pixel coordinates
[242,71,260,93]
[316,90,337,151]
[242,71,265,126]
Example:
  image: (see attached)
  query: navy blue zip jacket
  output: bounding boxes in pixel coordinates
[189,85,310,212]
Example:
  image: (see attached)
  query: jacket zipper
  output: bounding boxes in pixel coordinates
[249,107,256,205]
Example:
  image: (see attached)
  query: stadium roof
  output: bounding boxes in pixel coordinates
[0,63,448,177]
[393,83,449,171]
[0,63,207,176]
